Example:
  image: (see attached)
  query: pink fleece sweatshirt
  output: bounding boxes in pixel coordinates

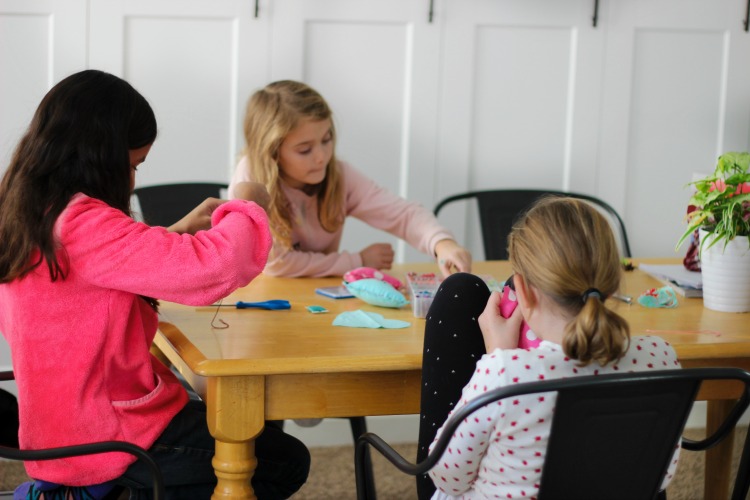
[228,158,455,277]
[0,194,271,486]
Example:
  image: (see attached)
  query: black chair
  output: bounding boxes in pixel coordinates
[0,371,165,499]
[433,189,632,260]
[133,182,229,227]
[355,368,750,500]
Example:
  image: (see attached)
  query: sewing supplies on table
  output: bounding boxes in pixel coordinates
[216,300,291,310]
[315,286,355,299]
[637,286,678,308]
[612,294,633,304]
[306,305,329,314]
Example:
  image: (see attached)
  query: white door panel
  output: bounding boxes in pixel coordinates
[599,0,750,257]
[89,0,269,187]
[437,0,604,259]
[0,0,87,173]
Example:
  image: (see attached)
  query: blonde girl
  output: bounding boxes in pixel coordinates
[229,80,472,277]
[417,197,680,499]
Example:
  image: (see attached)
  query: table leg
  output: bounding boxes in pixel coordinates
[705,399,735,500]
[212,440,256,499]
[206,375,265,500]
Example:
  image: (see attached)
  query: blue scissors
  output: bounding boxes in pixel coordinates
[218,300,291,310]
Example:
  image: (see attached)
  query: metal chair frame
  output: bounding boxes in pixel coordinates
[434,189,632,259]
[0,371,164,499]
[355,367,750,500]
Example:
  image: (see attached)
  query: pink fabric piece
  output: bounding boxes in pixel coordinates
[498,285,539,349]
[0,195,271,486]
[343,267,403,289]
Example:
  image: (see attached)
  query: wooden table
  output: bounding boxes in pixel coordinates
[153,259,750,499]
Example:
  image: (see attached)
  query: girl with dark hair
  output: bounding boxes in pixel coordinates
[0,70,309,499]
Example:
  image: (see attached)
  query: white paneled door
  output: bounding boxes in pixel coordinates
[599,0,750,257]
[0,0,87,173]
[89,0,270,187]
[434,0,607,259]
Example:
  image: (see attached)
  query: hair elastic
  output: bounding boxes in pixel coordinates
[582,288,604,303]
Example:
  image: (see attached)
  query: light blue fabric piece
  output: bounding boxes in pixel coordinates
[637,285,678,308]
[332,310,411,329]
[345,278,409,308]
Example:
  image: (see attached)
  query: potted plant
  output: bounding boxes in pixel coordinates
[677,151,750,312]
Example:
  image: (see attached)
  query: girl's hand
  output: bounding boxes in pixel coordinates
[167,198,226,235]
[233,181,270,212]
[478,291,523,353]
[434,239,472,277]
[359,243,395,269]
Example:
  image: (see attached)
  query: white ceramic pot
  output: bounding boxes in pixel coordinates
[699,229,750,313]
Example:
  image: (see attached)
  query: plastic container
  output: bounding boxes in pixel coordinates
[405,272,442,318]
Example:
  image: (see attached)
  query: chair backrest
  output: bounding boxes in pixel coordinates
[133,182,228,227]
[355,367,750,500]
[537,372,699,499]
[433,189,632,259]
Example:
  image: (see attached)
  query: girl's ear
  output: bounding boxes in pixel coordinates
[513,274,537,315]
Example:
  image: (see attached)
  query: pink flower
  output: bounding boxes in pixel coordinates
[710,179,750,196]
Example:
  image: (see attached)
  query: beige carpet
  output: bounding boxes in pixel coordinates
[1,427,746,499]
[292,427,747,499]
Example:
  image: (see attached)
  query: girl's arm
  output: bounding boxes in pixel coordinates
[167,183,268,235]
[167,197,226,234]
[57,195,272,305]
[342,163,471,274]
[263,241,363,277]
[344,163,454,256]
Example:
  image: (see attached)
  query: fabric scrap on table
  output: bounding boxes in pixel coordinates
[637,286,678,308]
[332,310,411,329]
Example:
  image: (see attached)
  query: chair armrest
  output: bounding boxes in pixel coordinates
[0,441,164,500]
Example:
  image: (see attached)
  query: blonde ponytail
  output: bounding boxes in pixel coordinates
[564,296,629,366]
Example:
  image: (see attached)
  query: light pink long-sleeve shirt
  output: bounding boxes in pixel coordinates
[0,194,271,486]
[229,157,454,277]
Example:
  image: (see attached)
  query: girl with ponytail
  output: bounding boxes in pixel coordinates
[416,196,680,500]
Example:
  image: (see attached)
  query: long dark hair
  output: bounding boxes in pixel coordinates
[0,70,157,286]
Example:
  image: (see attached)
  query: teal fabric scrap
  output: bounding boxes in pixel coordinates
[332,310,411,329]
[345,278,409,308]
[637,285,678,308]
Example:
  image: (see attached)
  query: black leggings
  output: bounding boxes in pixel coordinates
[416,273,490,499]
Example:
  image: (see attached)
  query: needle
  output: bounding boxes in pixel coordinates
[612,294,632,305]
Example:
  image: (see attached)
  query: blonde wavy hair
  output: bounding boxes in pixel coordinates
[508,196,629,366]
[242,80,344,248]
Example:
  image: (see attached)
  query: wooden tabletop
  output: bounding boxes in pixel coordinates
[154,258,749,500]
[157,259,750,378]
